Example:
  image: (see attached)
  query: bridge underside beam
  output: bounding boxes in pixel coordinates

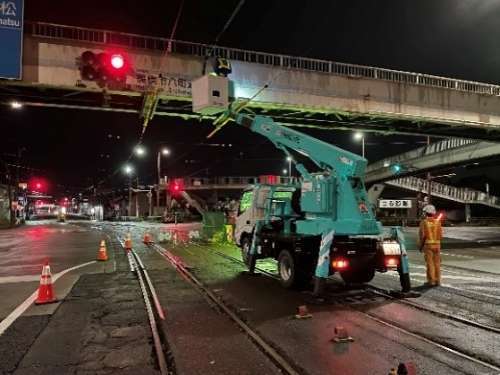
[3,82,500,141]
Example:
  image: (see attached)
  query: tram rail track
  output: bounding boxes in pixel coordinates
[150,243,303,375]
[116,237,169,375]
[211,248,500,373]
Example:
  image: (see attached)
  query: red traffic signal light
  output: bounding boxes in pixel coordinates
[169,180,184,196]
[78,50,131,86]
[111,54,125,69]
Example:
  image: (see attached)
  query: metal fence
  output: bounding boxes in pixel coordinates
[387,176,500,208]
[26,21,500,96]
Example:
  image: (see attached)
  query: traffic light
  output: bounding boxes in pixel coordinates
[169,179,184,196]
[78,50,131,87]
[391,164,402,174]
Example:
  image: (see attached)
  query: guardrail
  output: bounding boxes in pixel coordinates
[387,176,500,208]
[26,21,500,97]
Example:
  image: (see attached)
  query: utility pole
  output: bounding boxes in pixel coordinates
[128,176,132,217]
[135,176,139,217]
[148,188,152,217]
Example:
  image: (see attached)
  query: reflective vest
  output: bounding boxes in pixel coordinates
[420,218,442,247]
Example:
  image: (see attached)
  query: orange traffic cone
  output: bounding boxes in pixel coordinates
[124,233,132,251]
[143,232,153,244]
[35,260,58,305]
[97,240,108,261]
[331,326,354,343]
[294,305,312,319]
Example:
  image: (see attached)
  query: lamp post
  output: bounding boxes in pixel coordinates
[123,165,134,217]
[354,132,365,158]
[286,156,293,177]
[157,148,170,212]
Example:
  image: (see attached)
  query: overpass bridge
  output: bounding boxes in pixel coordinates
[365,138,500,184]
[175,175,500,212]
[2,22,500,139]
[385,176,500,209]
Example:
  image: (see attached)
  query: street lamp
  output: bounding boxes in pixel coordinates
[157,147,171,210]
[282,169,287,175]
[134,145,146,156]
[10,101,23,109]
[123,164,134,216]
[353,132,365,158]
[286,156,293,177]
[123,165,133,175]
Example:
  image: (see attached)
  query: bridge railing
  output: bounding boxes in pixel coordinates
[387,176,500,207]
[26,21,500,97]
[181,176,298,188]
[182,176,259,188]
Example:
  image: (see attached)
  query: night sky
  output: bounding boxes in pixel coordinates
[2,0,500,195]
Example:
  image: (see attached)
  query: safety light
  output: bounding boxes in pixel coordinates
[332,258,349,270]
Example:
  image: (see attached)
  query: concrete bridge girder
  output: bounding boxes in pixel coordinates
[11,33,500,136]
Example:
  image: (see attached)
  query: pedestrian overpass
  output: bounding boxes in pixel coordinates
[2,22,500,140]
[365,138,500,184]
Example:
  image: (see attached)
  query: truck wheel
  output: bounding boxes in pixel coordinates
[241,236,252,266]
[340,268,375,285]
[278,250,297,288]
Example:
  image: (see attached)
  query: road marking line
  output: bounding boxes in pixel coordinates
[0,275,40,284]
[441,252,474,259]
[0,260,96,336]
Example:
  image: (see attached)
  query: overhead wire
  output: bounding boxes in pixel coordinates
[81,0,187,195]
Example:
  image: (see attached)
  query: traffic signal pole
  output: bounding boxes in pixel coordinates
[128,176,132,217]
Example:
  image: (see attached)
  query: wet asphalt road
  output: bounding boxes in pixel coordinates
[1,221,500,374]
[0,220,113,321]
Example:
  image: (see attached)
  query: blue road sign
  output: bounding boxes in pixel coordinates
[0,0,24,80]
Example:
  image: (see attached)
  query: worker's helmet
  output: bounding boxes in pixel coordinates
[422,204,436,215]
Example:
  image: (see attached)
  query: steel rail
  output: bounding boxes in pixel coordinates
[131,249,166,320]
[151,244,301,375]
[116,239,169,375]
[355,309,500,373]
[115,236,136,272]
[210,250,500,372]
[365,286,500,335]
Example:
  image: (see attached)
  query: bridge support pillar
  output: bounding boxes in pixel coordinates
[465,203,471,223]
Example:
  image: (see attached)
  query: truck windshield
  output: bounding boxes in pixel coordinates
[239,190,254,214]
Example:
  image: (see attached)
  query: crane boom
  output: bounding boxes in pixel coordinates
[235,113,367,180]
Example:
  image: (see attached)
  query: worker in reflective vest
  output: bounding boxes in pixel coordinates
[419,204,443,286]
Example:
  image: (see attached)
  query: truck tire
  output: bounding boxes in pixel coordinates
[241,236,252,267]
[278,250,297,288]
[340,268,375,285]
